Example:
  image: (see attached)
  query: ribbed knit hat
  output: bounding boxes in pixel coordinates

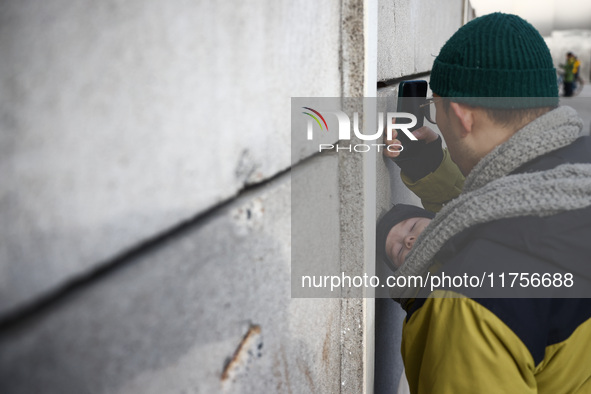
[430,13,558,108]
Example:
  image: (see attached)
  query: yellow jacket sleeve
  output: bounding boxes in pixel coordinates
[573,59,581,74]
[402,292,537,394]
[400,148,464,212]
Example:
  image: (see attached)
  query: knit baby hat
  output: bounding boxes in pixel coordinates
[430,13,558,108]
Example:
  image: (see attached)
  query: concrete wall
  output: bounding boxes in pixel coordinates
[377,0,464,81]
[0,0,469,392]
[0,159,345,394]
[0,0,343,317]
[0,0,373,392]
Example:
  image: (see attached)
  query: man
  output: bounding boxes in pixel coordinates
[381,13,591,393]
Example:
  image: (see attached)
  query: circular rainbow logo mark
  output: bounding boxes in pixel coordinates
[302,107,329,132]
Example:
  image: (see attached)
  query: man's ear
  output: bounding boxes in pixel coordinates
[449,102,474,137]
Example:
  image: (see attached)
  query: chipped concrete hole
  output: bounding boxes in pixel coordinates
[231,198,265,236]
[221,324,263,386]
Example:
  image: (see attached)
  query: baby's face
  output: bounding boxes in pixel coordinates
[385,217,432,267]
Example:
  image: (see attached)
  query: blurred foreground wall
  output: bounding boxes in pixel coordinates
[0,1,468,393]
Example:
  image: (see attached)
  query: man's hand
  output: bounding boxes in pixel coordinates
[384,126,440,159]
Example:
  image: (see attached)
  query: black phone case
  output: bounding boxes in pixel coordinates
[396,80,428,159]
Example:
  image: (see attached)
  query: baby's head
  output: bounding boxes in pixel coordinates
[376,204,434,270]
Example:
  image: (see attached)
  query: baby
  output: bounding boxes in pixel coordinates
[376,204,433,270]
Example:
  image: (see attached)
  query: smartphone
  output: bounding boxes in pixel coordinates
[396,80,428,159]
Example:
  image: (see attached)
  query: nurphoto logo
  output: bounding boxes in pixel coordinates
[301,107,418,153]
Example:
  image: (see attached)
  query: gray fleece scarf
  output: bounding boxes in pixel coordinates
[392,106,591,306]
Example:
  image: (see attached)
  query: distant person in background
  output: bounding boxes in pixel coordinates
[573,54,583,92]
[573,54,581,82]
[560,52,576,96]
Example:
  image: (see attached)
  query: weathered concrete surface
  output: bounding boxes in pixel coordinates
[291,153,340,298]
[338,0,378,392]
[338,127,377,393]
[0,0,341,316]
[378,0,464,81]
[0,164,343,394]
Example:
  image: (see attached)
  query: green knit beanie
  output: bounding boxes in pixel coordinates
[430,13,559,108]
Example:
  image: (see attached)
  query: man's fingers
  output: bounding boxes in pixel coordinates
[384,138,403,158]
[385,129,398,141]
[412,126,439,143]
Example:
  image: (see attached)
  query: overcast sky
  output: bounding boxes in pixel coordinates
[470,0,591,36]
